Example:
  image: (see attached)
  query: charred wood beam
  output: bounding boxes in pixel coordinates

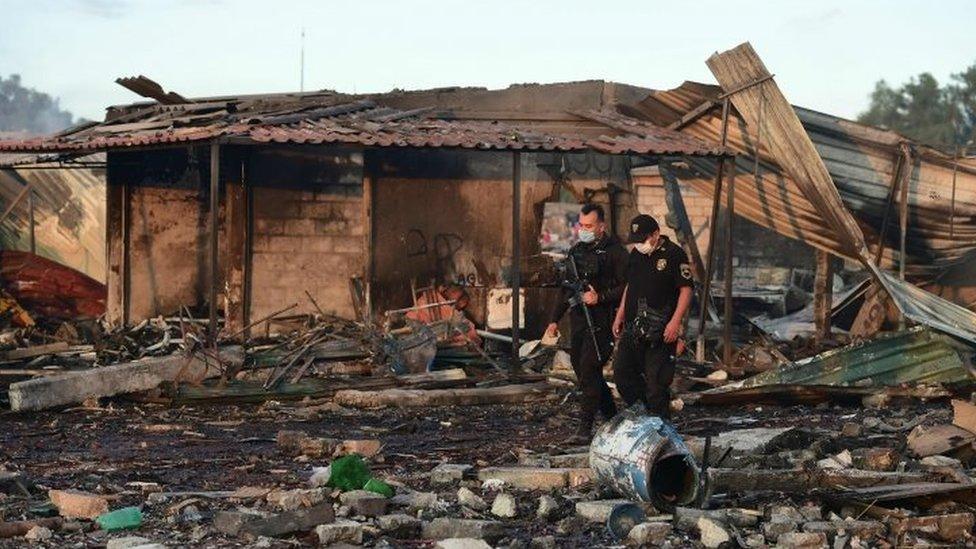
[209,143,220,342]
[511,151,522,368]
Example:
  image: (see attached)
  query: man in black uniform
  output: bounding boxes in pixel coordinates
[612,214,693,418]
[545,204,628,444]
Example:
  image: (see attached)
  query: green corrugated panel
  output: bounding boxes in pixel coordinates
[741,327,970,388]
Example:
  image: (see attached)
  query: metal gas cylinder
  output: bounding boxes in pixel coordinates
[589,406,699,512]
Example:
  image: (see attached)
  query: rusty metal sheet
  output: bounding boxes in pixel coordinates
[0,98,728,159]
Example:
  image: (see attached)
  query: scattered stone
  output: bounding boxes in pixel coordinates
[477,467,587,490]
[852,448,898,471]
[267,488,326,511]
[536,495,559,520]
[817,450,852,469]
[214,502,334,537]
[776,531,828,548]
[339,489,388,517]
[629,522,672,545]
[422,518,504,542]
[491,493,517,518]
[48,489,110,519]
[891,512,975,543]
[674,507,760,530]
[575,499,632,523]
[763,517,798,542]
[530,534,556,549]
[309,466,332,488]
[435,539,492,549]
[276,429,309,453]
[919,455,970,483]
[377,513,422,538]
[841,422,862,437]
[340,439,382,458]
[802,520,885,539]
[391,490,441,511]
[697,517,731,548]
[798,505,823,522]
[862,393,889,409]
[106,537,165,549]
[315,519,363,545]
[457,487,488,511]
[24,525,52,542]
[432,463,473,484]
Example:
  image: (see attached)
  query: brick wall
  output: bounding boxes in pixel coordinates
[250,186,364,321]
[633,167,714,253]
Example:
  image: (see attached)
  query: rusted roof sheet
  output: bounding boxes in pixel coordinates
[632,81,976,278]
[0,97,728,158]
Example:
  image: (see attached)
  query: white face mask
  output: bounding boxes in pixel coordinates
[578,229,596,243]
[635,241,654,255]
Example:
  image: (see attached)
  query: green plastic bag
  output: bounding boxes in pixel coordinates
[363,477,394,497]
[326,454,372,492]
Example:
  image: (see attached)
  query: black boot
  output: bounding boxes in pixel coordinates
[564,419,593,446]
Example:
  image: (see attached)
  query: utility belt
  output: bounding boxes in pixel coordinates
[624,299,673,348]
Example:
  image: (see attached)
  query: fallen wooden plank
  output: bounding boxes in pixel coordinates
[3,342,69,361]
[841,482,976,508]
[334,381,553,409]
[952,399,976,434]
[8,348,242,412]
[707,467,930,495]
[0,517,62,539]
[907,424,975,457]
[174,368,469,405]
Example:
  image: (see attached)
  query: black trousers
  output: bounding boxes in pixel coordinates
[569,309,617,424]
[613,331,676,419]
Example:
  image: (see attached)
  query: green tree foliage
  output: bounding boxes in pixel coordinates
[0,74,78,134]
[859,63,976,151]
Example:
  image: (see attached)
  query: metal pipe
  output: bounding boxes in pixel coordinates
[511,151,521,368]
[696,99,731,363]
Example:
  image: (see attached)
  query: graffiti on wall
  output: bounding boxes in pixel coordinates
[403,228,481,286]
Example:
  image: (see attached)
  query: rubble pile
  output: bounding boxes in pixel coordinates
[4,395,976,547]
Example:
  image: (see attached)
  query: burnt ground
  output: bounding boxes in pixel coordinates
[0,392,957,548]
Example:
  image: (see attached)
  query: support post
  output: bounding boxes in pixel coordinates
[224,157,248,338]
[898,147,910,330]
[27,187,35,254]
[511,151,521,368]
[363,154,375,324]
[813,249,833,347]
[696,99,731,363]
[209,142,220,342]
[722,159,736,366]
[106,158,129,328]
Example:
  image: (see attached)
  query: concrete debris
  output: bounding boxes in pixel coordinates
[338,489,388,517]
[431,463,473,484]
[48,489,109,520]
[575,499,633,523]
[457,487,488,511]
[422,518,505,542]
[490,492,517,518]
[435,539,493,549]
[376,513,422,538]
[629,521,672,545]
[697,516,731,548]
[314,519,363,545]
[536,495,560,521]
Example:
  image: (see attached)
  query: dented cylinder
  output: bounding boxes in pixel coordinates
[589,408,699,512]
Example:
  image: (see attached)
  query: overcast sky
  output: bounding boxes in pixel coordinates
[2,0,974,122]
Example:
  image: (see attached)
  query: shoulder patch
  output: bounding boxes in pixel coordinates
[680,263,692,280]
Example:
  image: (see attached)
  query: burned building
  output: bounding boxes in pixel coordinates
[0,80,729,344]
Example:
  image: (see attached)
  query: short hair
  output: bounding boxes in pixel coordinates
[580,203,605,221]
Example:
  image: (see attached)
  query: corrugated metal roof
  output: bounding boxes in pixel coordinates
[0,97,728,158]
[632,81,976,277]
